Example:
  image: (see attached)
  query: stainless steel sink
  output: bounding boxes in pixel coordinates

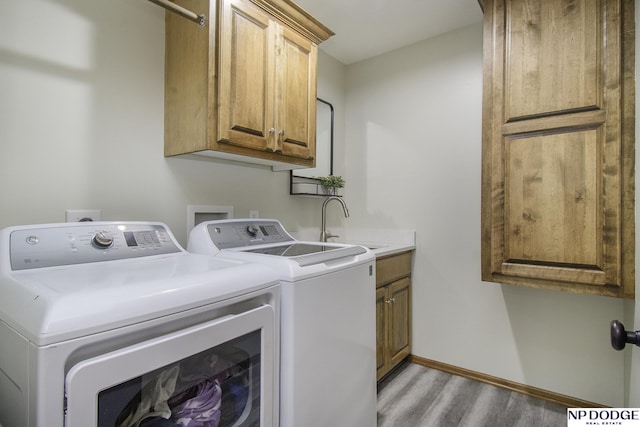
[363,244,386,250]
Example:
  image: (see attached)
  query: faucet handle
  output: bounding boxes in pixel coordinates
[319,231,339,242]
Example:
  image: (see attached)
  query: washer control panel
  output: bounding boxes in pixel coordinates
[206,219,294,249]
[9,222,181,270]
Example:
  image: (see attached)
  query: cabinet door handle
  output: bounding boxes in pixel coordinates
[275,129,284,153]
[265,128,276,152]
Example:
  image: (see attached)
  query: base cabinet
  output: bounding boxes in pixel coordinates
[376,251,412,381]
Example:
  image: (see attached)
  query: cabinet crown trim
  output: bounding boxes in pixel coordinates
[250,0,334,44]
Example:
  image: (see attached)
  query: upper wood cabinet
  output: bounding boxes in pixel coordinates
[481,0,635,298]
[164,0,333,170]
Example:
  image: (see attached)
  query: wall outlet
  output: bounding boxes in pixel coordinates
[249,210,259,218]
[65,209,101,222]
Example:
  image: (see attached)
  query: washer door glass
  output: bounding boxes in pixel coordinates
[64,305,275,427]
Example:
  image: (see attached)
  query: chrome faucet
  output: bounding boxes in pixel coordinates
[320,196,350,242]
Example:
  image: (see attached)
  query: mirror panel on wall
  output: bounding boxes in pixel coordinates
[290,98,334,196]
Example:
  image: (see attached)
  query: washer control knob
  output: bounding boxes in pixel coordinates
[246,225,259,237]
[92,231,114,249]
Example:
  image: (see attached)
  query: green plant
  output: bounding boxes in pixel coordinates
[317,175,345,189]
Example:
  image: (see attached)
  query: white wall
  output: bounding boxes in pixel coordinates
[343,23,629,406]
[628,0,640,408]
[0,0,347,246]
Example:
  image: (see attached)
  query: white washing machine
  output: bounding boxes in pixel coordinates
[0,221,280,427]
[188,219,377,427]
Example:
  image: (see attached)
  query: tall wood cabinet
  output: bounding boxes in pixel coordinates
[481,0,635,298]
[164,0,333,169]
[376,251,412,381]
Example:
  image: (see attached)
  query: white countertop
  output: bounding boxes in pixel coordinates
[337,228,415,257]
[353,242,415,258]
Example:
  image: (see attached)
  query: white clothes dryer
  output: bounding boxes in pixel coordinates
[188,219,377,427]
[0,221,280,427]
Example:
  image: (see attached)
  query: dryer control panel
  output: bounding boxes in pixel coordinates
[205,219,295,249]
[8,222,181,270]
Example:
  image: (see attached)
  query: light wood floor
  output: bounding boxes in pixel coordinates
[377,363,568,427]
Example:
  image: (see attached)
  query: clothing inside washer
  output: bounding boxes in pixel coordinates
[102,334,256,427]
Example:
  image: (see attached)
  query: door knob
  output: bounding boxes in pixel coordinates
[610,320,640,350]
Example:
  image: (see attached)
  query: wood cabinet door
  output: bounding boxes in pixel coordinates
[389,277,411,366]
[218,0,277,152]
[481,0,635,298]
[376,286,387,380]
[274,24,317,163]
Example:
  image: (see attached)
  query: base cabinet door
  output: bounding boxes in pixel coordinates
[376,252,412,381]
[375,287,387,376]
[388,277,411,368]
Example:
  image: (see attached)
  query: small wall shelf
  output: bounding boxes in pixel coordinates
[290,176,341,197]
[290,98,335,196]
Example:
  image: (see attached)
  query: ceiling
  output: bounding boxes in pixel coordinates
[293,0,484,65]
